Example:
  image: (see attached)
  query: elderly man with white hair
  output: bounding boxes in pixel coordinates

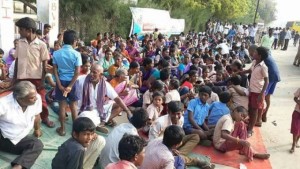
[77,63,132,134]
[0,81,44,169]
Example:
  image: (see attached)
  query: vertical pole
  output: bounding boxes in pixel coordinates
[254,0,260,24]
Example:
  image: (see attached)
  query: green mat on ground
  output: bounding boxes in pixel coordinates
[0,109,210,169]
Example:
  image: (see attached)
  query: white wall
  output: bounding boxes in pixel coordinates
[0,0,15,59]
[37,0,59,48]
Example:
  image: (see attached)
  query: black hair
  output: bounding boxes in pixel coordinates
[72,117,95,134]
[160,69,170,81]
[44,24,51,29]
[118,134,147,161]
[163,125,185,148]
[0,48,4,54]
[189,70,198,77]
[143,57,153,67]
[229,75,242,85]
[233,106,247,115]
[169,79,180,89]
[219,91,231,103]
[130,108,149,129]
[63,30,77,45]
[158,59,170,68]
[211,86,222,96]
[189,65,198,72]
[168,101,183,113]
[199,85,212,96]
[36,29,42,36]
[129,61,140,69]
[231,60,243,70]
[81,54,91,65]
[150,80,164,91]
[192,53,200,59]
[152,91,164,100]
[256,47,269,61]
[15,17,37,33]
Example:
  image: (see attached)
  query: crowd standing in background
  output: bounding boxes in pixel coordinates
[1,17,300,169]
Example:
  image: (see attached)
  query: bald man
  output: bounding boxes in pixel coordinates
[77,64,132,134]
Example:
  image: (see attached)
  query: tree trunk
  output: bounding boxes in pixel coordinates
[17,0,37,13]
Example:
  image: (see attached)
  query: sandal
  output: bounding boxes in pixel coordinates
[96,125,109,134]
[42,119,55,128]
[106,120,117,127]
[56,127,66,136]
[247,130,253,138]
[255,122,262,127]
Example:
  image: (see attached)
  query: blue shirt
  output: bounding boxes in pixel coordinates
[208,101,230,125]
[184,98,210,128]
[264,53,280,82]
[53,45,82,81]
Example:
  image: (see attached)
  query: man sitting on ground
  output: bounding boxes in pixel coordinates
[0,81,44,169]
[77,63,131,133]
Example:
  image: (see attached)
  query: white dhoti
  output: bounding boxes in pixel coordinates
[78,101,114,126]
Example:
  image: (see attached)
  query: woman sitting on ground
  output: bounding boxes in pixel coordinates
[110,68,139,107]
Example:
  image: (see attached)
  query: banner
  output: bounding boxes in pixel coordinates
[130,7,171,35]
[169,18,185,35]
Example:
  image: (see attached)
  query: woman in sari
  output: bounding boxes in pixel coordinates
[140,58,159,93]
[98,49,114,77]
[110,68,139,106]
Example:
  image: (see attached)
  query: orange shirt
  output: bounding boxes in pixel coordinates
[121,50,132,62]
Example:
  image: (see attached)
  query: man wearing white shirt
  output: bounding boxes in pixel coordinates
[0,81,43,169]
[283,28,292,50]
[77,64,131,134]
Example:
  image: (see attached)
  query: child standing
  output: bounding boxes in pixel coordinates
[52,117,105,169]
[290,88,300,153]
[240,47,269,137]
[53,30,82,136]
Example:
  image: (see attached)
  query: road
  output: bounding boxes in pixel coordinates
[261,44,300,169]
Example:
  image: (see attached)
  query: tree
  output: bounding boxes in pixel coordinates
[17,0,37,13]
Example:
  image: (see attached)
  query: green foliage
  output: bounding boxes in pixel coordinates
[15,0,277,42]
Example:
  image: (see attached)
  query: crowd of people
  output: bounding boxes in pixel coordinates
[0,16,299,169]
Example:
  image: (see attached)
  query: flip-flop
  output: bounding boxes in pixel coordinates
[56,127,66,136]
[247,130,253,138]
[96,125,109,134]
[42,119,56,128]
[106,120,117,127]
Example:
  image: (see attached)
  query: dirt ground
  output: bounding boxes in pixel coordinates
[260,44,300,169]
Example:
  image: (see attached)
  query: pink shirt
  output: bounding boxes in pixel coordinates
[15,38,49,79]
[141,139,174,169]
[249,60,268,93]
[105,160,137,169]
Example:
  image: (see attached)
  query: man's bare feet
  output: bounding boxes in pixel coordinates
[290,148,295,153]
[253,153,270,159]
[12,164,22,169]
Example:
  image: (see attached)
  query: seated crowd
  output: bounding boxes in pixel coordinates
[0,17,275,169]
